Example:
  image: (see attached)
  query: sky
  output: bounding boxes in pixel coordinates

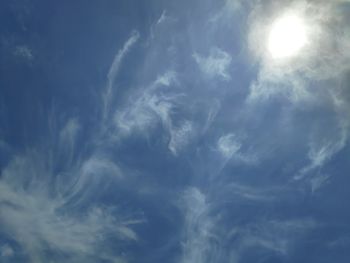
[1,0,350,262]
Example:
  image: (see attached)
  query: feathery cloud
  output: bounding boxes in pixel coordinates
[193,47,232,81]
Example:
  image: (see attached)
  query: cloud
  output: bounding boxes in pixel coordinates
[113,70,195,154]
[13,45,34,62]
[168,121,194,155]
[156,10,168,25]
[103,31,140,122]
[59,118,80,145]
[178,186,316,262]
[113,71,178,136]
[193,47,232,81]
[244,0,350,184]
[209,0,247,26]
[310,173,331,193]
[0,244,14,258]
[0,90,141,263]
[226,0,244,12]
[2,1,349,262]
[0,30,150,261]
[295,121,348,180]
[57,118,80,167]
[154,70,178,87]
[180,187,218,263]
[0,148,137,262]
[64,155,124,203]
[106,31,140,92]
[216,133,257,170]
[220,182,278,202]
[227,218,317,260]
[217,133,242,159]
[114,87,173,137]
[247,0,350,103]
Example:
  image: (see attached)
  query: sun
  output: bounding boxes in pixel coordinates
[267,14,307,59]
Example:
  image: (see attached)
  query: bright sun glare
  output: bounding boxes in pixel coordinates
[268,14,307,59]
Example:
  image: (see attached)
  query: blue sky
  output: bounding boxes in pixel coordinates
[1,0,350,262]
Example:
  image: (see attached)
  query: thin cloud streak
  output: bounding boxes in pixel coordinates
[0,31,144,262]
[103,31,140,123]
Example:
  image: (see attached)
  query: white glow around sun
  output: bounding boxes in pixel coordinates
[268,14,307,59]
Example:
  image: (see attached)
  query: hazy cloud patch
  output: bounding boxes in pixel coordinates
[193,47,232,81]
[13,45,33,62]
[0,244,14,258]
[228,218,318,259]
[168,121,194,155]
[247,0,350,103]
[217,133,242,159]
[180,188,219,263]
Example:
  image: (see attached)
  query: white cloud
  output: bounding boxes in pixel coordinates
[223,182,277,202]
[179,188,316,262]
[244,0,350,185]
[295,121,348,180]
[63,155,124,204]
[154,70,177,87]
[193,47,232,81]
[168,121,194,155]
[59,118,80,144]
[247,0,350,103]
[217,133,242,159]
[113,70,194,154]
[308,131,348,168]
[13,45,34,61]
[203,99,221,133]
[114,71,178,137]
[0,182,135,262]
[180,188,218,263]
[57,118,80,166]
[229,218,317,257]
[310,173,331,193]
[114,90,173,137]
[209,0,247,25]
[0,244,14,258]
[156,10,168,25]
[0,147,137,262]
[226,0,244,12]
[216,134,257,165]
[0,30,146,259]
[107,31,140,91]
[103,31,140,122]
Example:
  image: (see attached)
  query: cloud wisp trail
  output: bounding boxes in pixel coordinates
[0,32,143,263]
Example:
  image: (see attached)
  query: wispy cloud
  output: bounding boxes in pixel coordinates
[180,188,219,263]
[168,121,194,155]
[2,1,349,262]
[295,120,348,180]
[228,218,317,257]
[0,31,144,262]
[217,133,242,159]
[113,74,175,137]
[0,244,14,258]
[113,70,195,154]
[178,186,316,262]
[247,0,350,103]
[103,31,140,122]
[244,0,350,185]
[13,45,34,62]
[0,148,137,262]
[193,47,232,81]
